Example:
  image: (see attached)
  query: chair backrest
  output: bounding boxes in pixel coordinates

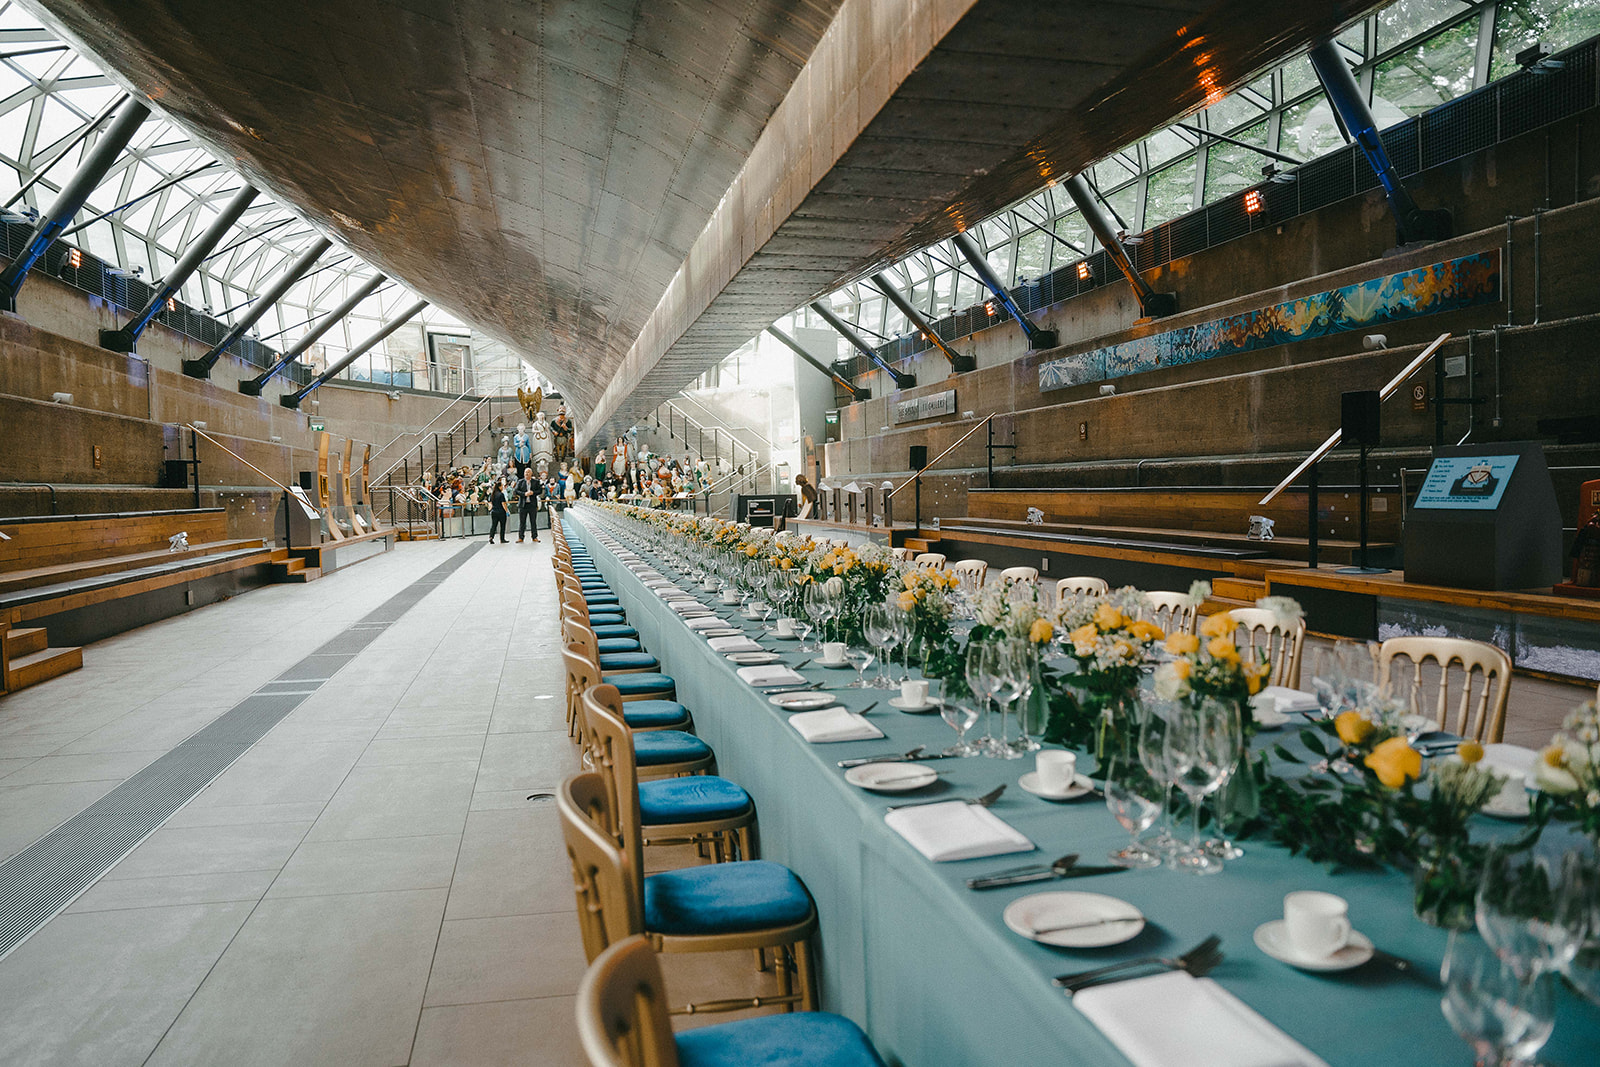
[999,565,1038,586]
[1228,607,1306,689]
[1056,576,1109,598]
[561,587,594,618]
[951,559,988,585]
[890,547,912,563]
[557,773,644,963]
[575,935,680,1067]
[1377,636,1513,742]
[564,617,602,663]
[563,645,604,726]
[1143,591,1197,635]
[581,686,646,863]
[913,552,946,568]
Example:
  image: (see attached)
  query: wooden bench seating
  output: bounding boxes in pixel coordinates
[0,508,231,572]
[0,538,266,595]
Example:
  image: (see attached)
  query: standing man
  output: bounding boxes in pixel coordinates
[489,478,509,544]
[517,468,540,542]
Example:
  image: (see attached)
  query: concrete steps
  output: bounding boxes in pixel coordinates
[3,626,82,694]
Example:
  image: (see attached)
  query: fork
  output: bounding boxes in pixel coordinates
[886,783,1006,811]
[1052,934,1223,991]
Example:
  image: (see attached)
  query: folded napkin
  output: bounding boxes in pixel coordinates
[685,616,730,631]
[670,601,710,614]
[884,801,1033,862]
[1074,971,1330,1067]
[708,635,764,653]
[736,665,805,687]
[1253,686,1322,715]
[788,707,885,744]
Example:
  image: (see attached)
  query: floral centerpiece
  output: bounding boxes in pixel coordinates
[895,565,957,650]
[1043,587,1164,760]
[1535,700,1600,844]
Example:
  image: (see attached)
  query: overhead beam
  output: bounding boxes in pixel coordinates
[184,236,331,378]
[1061,176,1178,319]
[868,271,975,372]
[765,325,870,401]
[100,182,258,353]
[0,98,149,312]
[808,301,915,390]
[240,272,386,396]
[949,232,1060,348]
[280,297,427,409]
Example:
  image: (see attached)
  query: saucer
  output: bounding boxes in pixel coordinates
[844,762,938,793]
[1252,920,1374,972]
[771,632,801,641]
[1004,891,1144,948]
[817,659,852,670]
[888,696,939,714]
[1019,771,1095,801]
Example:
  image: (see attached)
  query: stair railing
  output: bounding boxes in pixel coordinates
[887,413,996,529]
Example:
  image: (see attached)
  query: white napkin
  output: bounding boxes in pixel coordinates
[1253,686,1322,714]
[1074,971,1330,1067]
[670,601,710,614]
[736,665,804,687]
[883,801,1034,862]
[685,616,729,631]
[788,707,885,743]
[708,635,764,653]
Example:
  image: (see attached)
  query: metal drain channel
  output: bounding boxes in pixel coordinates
[0,541,484,958]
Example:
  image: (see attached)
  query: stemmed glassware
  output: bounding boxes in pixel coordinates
[1103,747,1164,869]
[1476,846,1590,980]
[807,581,839,644]
[965,639,1001,754]
[1440,931,1555,1067]
[988,639,1032,759]
[1136,695,1182,857]
[890,604,914,683]
[844,641,875,688]
[1203,699,1246,860]
[940,696,981,757]
[863,604,898,688]
[1163,697,1237,875]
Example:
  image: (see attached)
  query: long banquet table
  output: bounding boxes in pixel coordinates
[565,507,1600,1066]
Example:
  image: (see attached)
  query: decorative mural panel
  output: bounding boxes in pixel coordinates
[1038,251,1501,392]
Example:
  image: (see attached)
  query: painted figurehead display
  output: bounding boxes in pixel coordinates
[612,435,629,481]
[551,406,574,463]
[593,446,608,480]
[512,423,532,468]
[497,435,512,468]
[530,410,553,474]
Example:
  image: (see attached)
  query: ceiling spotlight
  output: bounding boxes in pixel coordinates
[1244,189,1264,215]
[1076,262,1092,282]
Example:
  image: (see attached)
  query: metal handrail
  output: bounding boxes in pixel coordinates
[665,396,777,453]
[369,388,486,483]
[655,399,761,469]
[888,414,995,499]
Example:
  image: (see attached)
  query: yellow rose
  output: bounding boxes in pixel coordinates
[1165,632,1199,655]
[897,591,918,612]
[1170,659,1193,681]
[1069,623,1098,647]
[1029,619,1054,644]
[778,559,792,570]
[1093,603,1124,630]
[1199,611,1234,638]
[1335,710,1375,746]
[1206,636,1240,664]
[1129,620,1165,643]
[1457,740,1484,765]
[1364,737,1423,789]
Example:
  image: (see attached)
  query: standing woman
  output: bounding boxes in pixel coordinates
[489,477,509,544]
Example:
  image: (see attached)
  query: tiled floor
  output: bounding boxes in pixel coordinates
[0,537,1591,1065]
[0,537,769,1066]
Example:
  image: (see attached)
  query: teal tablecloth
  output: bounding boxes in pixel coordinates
[564,509,1600,1067]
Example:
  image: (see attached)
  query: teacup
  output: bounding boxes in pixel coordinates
[721,588,741,605]
[820,641,847,665]
[775,617,796,638]
[1283,890,1351,958]
[1036,750,1077,793]
[900,679,929,706]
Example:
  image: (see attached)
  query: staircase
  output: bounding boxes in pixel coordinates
[369,395,515,534]
[640,396,779,515]
[268,547,320,584]
[1202,575,1268,615]
[3,625,82,694]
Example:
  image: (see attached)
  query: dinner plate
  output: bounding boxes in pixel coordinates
[1253,920,1374,972]
[888,696,939,714]
[726,651,782,665]
[1003,891,1145,948]
[768,692,836,711]
[1019,771,1095,801]
[844,762,938,792]
[699,628,743,639]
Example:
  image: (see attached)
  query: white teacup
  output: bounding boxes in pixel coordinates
[900,679,929,706]
[821,641,847,664]
[1283,890,1351,958]
[721,589,741,605]
[775,617,796,637]
[1036,750,1077,793]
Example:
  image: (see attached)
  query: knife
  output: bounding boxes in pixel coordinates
[837,752,951,768]
[967,865,1128,890]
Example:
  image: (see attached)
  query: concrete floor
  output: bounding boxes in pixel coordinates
[0,538,771,1066]
[0,538,1590,1065]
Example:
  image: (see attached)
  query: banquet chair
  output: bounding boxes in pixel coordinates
[583,686,755,858]
[950,559,988,587]
[561,588,637,640]
[1143,591,1197,635]
[1056,576,1109,598]
[1228,607,1306,689]
[913,552,946,569]
[1376,636,1513,743]
[564,618,661,675]
[566,674,713,782]
[558,773,820,1012]
[890,547,912,563]
[562,648,690,733]
[563,601,643,654]
[999,565,1038,586]
[576,936,886,1067]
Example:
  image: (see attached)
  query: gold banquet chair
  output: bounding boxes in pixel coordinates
[1229,607,1307,689]
[1143,591,1197,635]
[563,617,661,675]
[562,647,690,738]
[913,552,947,569]
[1376,636,1513,743]
[1056,576,1109,598]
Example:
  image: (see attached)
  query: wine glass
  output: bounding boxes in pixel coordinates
[1203,699,1246,860]
[965,639,1002,755]
[940,698,981,757]
[844,642,875,689]
[1440,931,1555,1067]
[989,639,1032,759]
[890,605,914,683]
[1008,638,1041,755]
[1103,747,1163,869]
[808,581,838,644]
[1136,695,1182,856]
[1164,698,1232,875]
[1477,846,1589,980]
[863,604,898,689]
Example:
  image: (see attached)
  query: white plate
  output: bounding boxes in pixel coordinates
[699,628,743,639]
[888,696,939,714]
[1019,771,1095,801]
[845,762,938,792]
[1252,705,1290,729]
[1253,920,1375,972]
[1004,891,1145,948]
[1481,787,1532,820]
[817,659,853,669]
[770,632,800,641]
[727,651,782,665]
[768,692,836,711]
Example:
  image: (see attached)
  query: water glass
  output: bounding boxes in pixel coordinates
[1104,748,1163,869]
[1164,698,1234,876]
[864,604,898,688]
[940,700,980,757]
[844,646,875,689]
[1440,931,1555,1067]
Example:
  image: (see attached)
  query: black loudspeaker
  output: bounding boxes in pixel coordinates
[159,460,189,489]
[909,445,928,470]
[298,471,316,493]
[1341,390,1381,447]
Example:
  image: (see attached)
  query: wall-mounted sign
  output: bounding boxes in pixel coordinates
[1413,454,1519,511]
[894,389,956,424]
[309,421,324,432]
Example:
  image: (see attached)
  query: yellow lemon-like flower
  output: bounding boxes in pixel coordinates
[1165,632,1200,655]
[778,559,792,570]
[1199,611,1234,638]
[1457,740,1484,765]
[1029,619,1054,644]
[1364,737,1423,789]
[1093,603,1124,630]
[897,591,918,612]
[1335,710,1375,746]
[1129,620,1165,643]
[744,546,759,557]
[1206,636,1240,664]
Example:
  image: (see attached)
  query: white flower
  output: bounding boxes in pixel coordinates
[1184,580,1212,609]
[1535,760,1582,795]
[1153,661,1191,701]
[1255,595,1305,629]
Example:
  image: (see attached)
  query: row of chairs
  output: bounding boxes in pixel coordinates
[550,512,887,1067]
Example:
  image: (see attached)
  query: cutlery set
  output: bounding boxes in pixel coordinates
[1052,935,1225,994]
[966,854,1127,890]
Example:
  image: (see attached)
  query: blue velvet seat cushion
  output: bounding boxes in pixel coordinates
[586,596,621,607]
[623,700,690,728]
[609,673,676,695]
[637,775,751,823]
[643,859,811,935]
[590,624,637,639]
[596,637,642,654]
[632,730,712,766]
[600,652,659,671]
[675,1013,886,1067]
[588,614,628,627]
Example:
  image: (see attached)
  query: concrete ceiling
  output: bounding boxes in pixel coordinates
[23,0,1382,446]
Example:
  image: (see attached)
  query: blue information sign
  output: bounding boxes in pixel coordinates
[1412,454,1520,511]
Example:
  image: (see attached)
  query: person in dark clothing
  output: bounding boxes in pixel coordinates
[517,471,541,542]
[489,479,509,543]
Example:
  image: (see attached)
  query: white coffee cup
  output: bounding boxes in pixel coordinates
[1036,750,1077,793]
[822,641,846,664]
[721,588,741,604]
[900,679,929,706]
[775,617,796,637]
[1283,890,1351,958]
